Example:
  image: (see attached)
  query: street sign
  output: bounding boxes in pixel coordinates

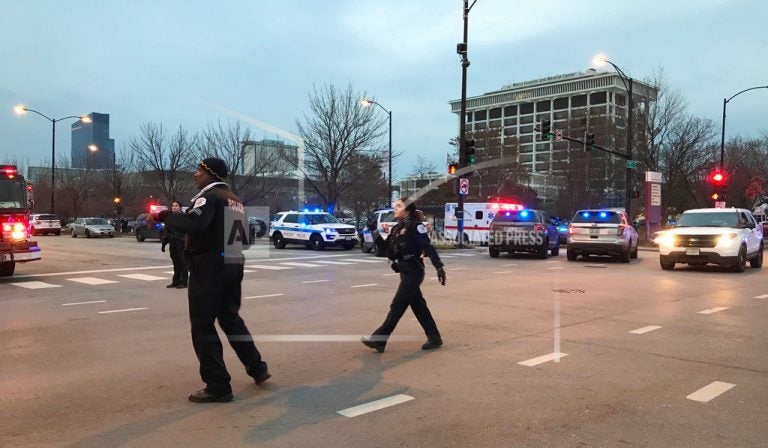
[554,129,563,142]
[715,201,726,208]
[627,160,638,169]
[459,178,469,195]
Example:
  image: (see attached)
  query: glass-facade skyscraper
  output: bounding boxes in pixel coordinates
[71,112,115,169]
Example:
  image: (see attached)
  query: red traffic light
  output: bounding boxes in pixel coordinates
[708,169,727,186]
[26,185,33,191]
[711,192,720,201]
[448,163,457,175]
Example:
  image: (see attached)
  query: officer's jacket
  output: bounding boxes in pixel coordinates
[165,182,247,260]
[382,216,443,269]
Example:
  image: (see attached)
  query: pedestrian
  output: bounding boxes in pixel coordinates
[362,198,446,353]
[157,157,270,403]
[161,200,188,289]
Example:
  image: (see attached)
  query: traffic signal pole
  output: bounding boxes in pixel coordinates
[456,0,475,249]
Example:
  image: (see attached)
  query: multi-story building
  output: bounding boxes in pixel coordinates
[241,139,298,176]
[71,113,114,170]
[449,69,658,202]
[399,173,442,202]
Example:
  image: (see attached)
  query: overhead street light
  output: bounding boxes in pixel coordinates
[719,85,768,168]
[14,105,91,214]
[361,98,393,204]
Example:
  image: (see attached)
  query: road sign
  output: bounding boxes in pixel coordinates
[627,160,638,169]
[459,178,469,195]
[554,129,563,142]
[715,201,726,208]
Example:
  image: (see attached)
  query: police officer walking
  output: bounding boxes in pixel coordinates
[362,198,446,353]
[158,157,270,403]
[161,200,188,289]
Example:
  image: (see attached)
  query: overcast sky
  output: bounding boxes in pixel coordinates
[2,0,766,179]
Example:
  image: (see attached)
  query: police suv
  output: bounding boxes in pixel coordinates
[361,208,397,256]
[270,210,358,250]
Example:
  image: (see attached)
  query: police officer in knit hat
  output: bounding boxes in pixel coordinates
[158,157,270,403]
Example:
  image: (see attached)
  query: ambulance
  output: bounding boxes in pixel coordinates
[444,202,522,245]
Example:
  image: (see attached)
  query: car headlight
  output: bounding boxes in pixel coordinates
[718,233,738,245]
[655,234,676,247]
[323,227,335,234]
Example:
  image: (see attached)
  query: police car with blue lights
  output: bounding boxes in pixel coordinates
[270,209,359,250]
[360,208,397,256]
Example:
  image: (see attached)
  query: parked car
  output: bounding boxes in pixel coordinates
[134,214,165,242]
[70,217,115,238]
[360,209,397,256]
[270,211,358,250]
[567,208,638,263]
[488,207,560,259]
[29,213,62,236]
[249,217,268,240]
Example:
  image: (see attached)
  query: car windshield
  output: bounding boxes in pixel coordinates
[0,178,26,209]
[85,218,108,225]
[572,211,621,224]
[380,212,395,222]
[301,214,339,225]
[492,210,539,223]
[37,214,59,221]
[676,212,739,227]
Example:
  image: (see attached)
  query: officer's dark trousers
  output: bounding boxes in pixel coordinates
[373,259,441,344]
[169,241,188,285]
[188,253,267,395]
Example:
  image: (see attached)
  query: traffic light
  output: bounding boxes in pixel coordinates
[708,168,727,187]
[448,163,457,175]
[538,119,552,141]
[710,191,725,202]
[464,139,476,165]
[26,182,33,192]
[585,132,595,151]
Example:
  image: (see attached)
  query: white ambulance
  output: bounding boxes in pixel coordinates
[444,202,522,245]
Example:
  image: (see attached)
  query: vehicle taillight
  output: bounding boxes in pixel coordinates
[568,224,574,235]
[1,215,29,240]
[533,223,545,232]
[617,225,625,236]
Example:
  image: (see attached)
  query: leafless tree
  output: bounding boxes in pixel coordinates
[286,83,387,212]
[55,157,94,219]
[410,156,438,178]
[131,123,196,204]
[342,152,388,225]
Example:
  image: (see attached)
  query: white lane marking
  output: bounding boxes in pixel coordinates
[245,293,285,299]
[67,277,119,285]
[441,255,457,258]
[493,271,514,274]
[337,394,415,418]
[351,283,378,288]
[10,281,61,289]
[546,267,564,270]
[313,260,354,265]
[450,267,468,271]
[518,352,569,367]
[98,307,149,314]
[698,307,729,315]
[118,274,167,281]
[383,273,399,277]
[279,262,323,267]
[302,280,329,284]
[686,381,736,403]
[753,294,768,299]
[339,259,385,263]
[429,276,452,280]
[544,261,560,264]
[62,300,107,306]
[629,325,662,335]
[12,265,174,279]
[164,271,175,274]
[500,263,518,267]
[245,264,292,270]
[242,270,256,273]
[452,253,476,257]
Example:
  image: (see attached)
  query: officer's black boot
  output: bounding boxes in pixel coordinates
[421,337,443,350]
[361,336,386,353]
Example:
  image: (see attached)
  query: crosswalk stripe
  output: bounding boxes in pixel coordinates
[698,307,729,315]
[518,352,569,367]
[686,381,736,403]
[351,283,378,288]
[62,300,107,306]
[118,274,167,281]
[313,260,355,265]
[67,277,119,285]
[279,262,323,267]
[98,307,148,314]
[338,394,414,418]
[10,281,61,289]
[339,259,385,263]
[245,264,292,270]
[629,325,662,335]
[753,294,768,299]
[245,293,285,299]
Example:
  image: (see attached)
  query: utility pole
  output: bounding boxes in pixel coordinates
[456,0,476,248]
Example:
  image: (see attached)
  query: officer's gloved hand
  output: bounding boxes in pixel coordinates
[390,261,400,273]
[156,210,169,223]
[436,267,446,286]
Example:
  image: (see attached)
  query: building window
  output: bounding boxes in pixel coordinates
[519,115,534,124]
[503,127,517,136]
[553,111,569,120]
[572,94,587,107]
[504,118,517,127]
[615,94,626,106]
[590,92,607,104]
[504,105,517,116]
[536,100,551,112]
[553,97,569,110]
[475,211,484,220]
[519,134,534,144]
[520,124,535,135]
[488,120,502,129]
[475,110,487,121]
[520,102,534,115]
[590,106,607,116]
[466,113,473,123]
[519,154,533,163]
[489,107,502,119]
[475,122,487,130]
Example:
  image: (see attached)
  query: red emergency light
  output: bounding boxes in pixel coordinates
[0,165,18,178]
[491,202,524,212]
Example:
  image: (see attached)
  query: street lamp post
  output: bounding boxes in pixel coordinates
[592,58,634,218]
[361,99,393,204]
[88,144,121,228]
[720,85,768,168]
[14,106,91,214]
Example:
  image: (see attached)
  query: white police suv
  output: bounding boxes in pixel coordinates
[656,208,763,272]
[270,210,358,250]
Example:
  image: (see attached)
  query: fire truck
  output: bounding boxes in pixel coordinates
[0,165,41,276]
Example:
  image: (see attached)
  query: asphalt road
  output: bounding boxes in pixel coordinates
[1,235,767,447]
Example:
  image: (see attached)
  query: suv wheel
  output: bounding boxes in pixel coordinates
[749,243,763,269]
[309,233,325,251]
[550,243,560,256]
[631,244,638,259]
[566,250,577,261]
[85,229,91,238]
[489,246,500,258]
[731,245,747,272]
[136,232,145,242]
[361,242,372,253]
[54,230,61,236]
[71,229,77,238]
[660,256,675,270]
[30,227,36,236]
[620,244,631,263]
[272,232,287,249]
[537,238,549,259]
[374,243,386,257]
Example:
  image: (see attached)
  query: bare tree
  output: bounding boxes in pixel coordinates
[636,68,688,171]
[131,123,196,204]
[287,83,386,213]
[55,157,94,219]
[410,156,438,178]
[342,152,388,225]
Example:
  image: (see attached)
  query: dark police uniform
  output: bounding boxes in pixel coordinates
[162,227,188,287]
[369,215,444,349]
[164,181,268,397]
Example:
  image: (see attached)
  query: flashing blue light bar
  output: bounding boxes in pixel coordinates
[599,212,607,218]
[582,212,590,218]
[520,210,529,218]
[505,211,511,216]
[303,208,310,213]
